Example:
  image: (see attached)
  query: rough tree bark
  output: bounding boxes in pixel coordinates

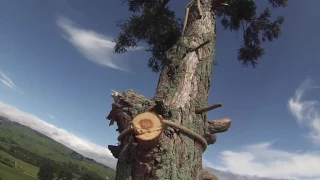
[107,1,230,179]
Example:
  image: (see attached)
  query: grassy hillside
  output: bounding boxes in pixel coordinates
[0,116,115,180]
[0,150,39,178]
[0,162,37,180]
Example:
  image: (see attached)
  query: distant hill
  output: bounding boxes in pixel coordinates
[0,116,116,180]
[0,116,291,180]
[204,166,291,180]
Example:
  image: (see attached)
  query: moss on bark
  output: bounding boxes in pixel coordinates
[108,1,220,179]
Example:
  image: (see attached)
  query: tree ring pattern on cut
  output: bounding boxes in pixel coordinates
[119,112,208,151]
[131,112,163,144]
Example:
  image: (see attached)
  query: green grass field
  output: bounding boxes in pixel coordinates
[0,150,39,178]
[0,162,37,180]
[0,117,116,180]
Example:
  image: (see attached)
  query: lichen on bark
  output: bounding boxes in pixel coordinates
[107,1,223,180]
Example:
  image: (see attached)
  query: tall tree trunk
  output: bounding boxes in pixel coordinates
[107,1,221,180]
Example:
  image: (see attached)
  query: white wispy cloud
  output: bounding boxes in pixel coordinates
[56,15,142,72]
[288,77,320,143]
[0,101,117,169]
[205,141,320,180]
[0,71,23,94]
[203,80,320,180]
[0,71,16,89]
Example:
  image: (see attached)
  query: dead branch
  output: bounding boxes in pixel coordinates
[107,89,154,133]
[189,40,210,52]
[207,118,231,134]
[195,103,223,114]
[205,118,231,145]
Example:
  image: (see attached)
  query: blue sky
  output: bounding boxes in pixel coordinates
[0,0,320,179]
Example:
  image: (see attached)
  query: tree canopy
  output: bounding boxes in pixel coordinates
[37,161,56,180]
[113,0,288,72]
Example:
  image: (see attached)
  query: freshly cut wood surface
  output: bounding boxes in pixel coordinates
[131,112,163,142]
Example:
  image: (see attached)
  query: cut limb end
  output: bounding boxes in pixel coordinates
[131,112,164,149]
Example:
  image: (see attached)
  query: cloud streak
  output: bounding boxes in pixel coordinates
[56,15,142,72]
[205,141,320,180]
[0,101,117,169]
[0,71,23,94]
[288,77,320,143]
[0,71,16,89]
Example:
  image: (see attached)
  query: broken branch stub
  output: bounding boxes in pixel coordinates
[204,133,217,145]
[207,118,231,134]
[205,118,231,145]
[195,103,223,114]
[131,112,164,150]
[111,90,121,102]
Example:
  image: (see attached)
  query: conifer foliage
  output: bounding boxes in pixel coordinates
[109,1,289,179]
[114,0,288,70]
